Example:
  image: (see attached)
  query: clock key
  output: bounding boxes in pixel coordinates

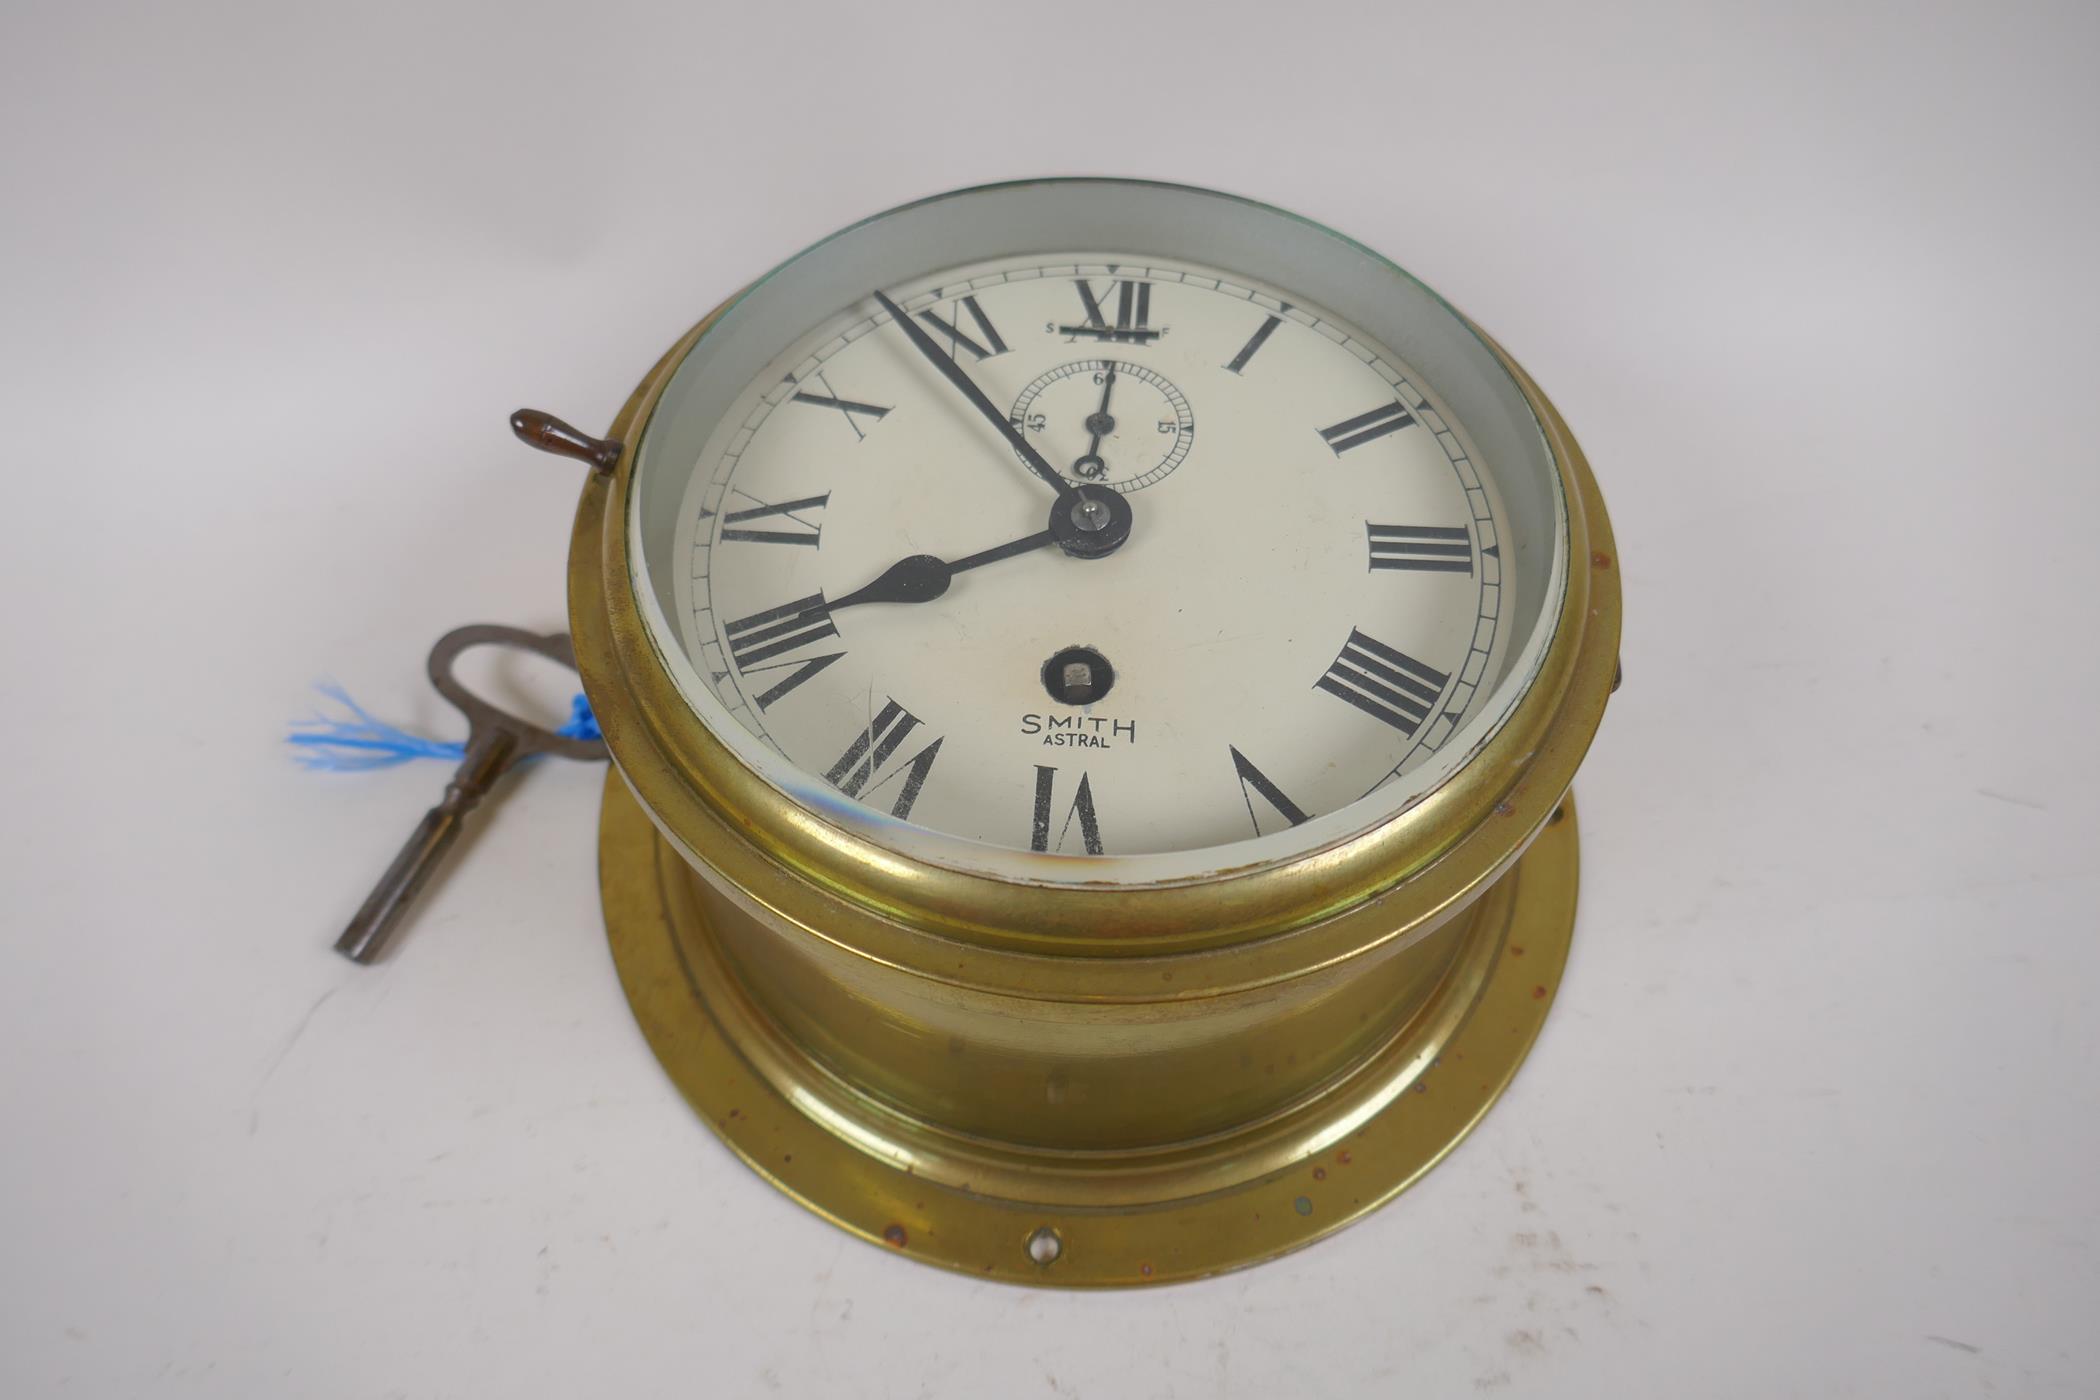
[332,624,607,964]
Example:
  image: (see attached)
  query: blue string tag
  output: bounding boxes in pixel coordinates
[288,683,600,771]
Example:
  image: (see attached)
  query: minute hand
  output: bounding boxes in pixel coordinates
[873,289,1066,493]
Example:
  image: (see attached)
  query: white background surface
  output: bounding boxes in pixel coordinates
[3,3,2096,1396]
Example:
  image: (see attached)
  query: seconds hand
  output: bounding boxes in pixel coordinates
[1073,361,1117,480]
[872,289,1068,494]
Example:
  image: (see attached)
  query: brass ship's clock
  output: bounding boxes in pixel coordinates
[521,178,1621,1286]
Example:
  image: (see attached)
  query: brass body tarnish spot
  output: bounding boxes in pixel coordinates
[570,297,1620,1288]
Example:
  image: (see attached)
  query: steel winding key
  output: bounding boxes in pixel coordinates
[334,625,607,964]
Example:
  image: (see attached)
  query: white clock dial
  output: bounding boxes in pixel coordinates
[667,253,1506,859]
[627,181,1567,884]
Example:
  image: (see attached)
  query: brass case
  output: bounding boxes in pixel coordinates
[570,306,1620,1286]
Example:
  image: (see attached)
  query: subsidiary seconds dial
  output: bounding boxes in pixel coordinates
[1010,359,1195,492]
[666,255,1512,861]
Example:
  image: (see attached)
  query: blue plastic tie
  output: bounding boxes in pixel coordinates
[288,682,600,771]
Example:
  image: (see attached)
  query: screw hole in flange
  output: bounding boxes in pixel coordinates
[1026,1226,1063,1266]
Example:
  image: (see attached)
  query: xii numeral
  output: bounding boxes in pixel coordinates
[1059,279,1161,344]
[1319,401,1416,454]
[1031,766,1104,854]
[825,700,943,819]
[1366,523,1471,574]
[1315,629,1450,737]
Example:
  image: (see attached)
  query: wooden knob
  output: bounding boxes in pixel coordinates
[510,408,623,474]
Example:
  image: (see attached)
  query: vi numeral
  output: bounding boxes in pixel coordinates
[1031,765,1104,854]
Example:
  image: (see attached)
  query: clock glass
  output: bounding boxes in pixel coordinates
[625,180,1568,885]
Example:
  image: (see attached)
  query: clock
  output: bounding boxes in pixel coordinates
[523,178,1620,1285]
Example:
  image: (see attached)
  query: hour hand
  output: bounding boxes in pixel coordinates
[829,483,1135,612]
[873,289,1068,494]
[830,529,1054,612]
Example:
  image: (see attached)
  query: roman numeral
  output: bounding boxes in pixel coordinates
[1366,522,1471,573]
[790,373,891,440]
[1230,746,1310,835]
[725,591,843,710]
[721,492,828,547]
[724,593,838,670]
[1030,765,1104,854]
[1224,313,1282,373]
[1315,629,1450,736]
[1318,401,1417,454]
[1060,278,1161,344]
[824,699,943,819]
[916,294,1009,361]
[746,651,844,711]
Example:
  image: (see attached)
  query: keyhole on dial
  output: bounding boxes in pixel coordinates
[1042,645,1115,706]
